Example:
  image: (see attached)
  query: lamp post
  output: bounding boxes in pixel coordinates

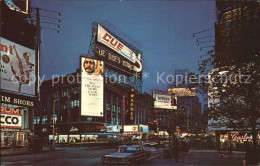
[52,95,69,150]
[52,97,59,150]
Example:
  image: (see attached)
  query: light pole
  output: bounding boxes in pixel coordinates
[52,97,59,150]
[52,95,69,150]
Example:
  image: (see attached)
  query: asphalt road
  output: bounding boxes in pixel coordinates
[1,146,164,165]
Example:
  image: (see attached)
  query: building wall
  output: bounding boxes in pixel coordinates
[215,1,260,67]
[0,0,37,148]
[36,71,154,137]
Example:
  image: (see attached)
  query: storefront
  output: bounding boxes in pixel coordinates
[0,93,35,148]
[123,124,149,141]
[218,131,260,150]
[50,122,109,143]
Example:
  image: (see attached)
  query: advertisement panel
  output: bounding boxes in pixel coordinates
[95,44,142,75]
[168,88,196,97]
[97,24,136,63]
[139,125,149,133]
[0,106,22,128]
[123,125,139,133]
[80,57,104,117]
[4,0,29,14]
[153,93,177,110]
[129,88,135,121]
[0,37,35,95]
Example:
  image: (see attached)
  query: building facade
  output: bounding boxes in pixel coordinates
[35,71,154,143]
[208,1,260,150]
[35,23,154,143]
[1,0,37,148]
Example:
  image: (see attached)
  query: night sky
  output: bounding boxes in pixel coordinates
[32,1,216,95]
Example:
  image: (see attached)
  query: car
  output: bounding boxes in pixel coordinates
[102,145,151,165]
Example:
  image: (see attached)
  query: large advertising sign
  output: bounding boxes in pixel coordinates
[4,0,29,14]
[129,88,135,121]
[123,125,139,133]
[168,88,196,97]
[123,125,148,133]
[96,24,142,75]
[80,57,104,117]
[153,93,177,110]
[0,37,36,95]
[97,24,136,63]
[0,106,22,128]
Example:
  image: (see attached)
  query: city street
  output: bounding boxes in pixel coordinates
[1,146,245,165]
[1,1,259,166]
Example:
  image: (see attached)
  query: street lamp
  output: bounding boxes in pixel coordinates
[52,95,69,150]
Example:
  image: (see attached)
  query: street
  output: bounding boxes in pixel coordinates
[1,146,245,165]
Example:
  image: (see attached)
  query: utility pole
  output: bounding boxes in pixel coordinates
[34,8,41,136]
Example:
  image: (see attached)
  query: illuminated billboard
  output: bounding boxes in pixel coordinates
[153,90,177,110]
[123,125,139,133]
[4,0,29,14]
[0,106,22,129]
[168,88,196,97]
[97,24,136,63]
[0,37,36,95]
[96,24,142,75]
[80,57,104,117]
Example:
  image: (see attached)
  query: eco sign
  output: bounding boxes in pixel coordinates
[0,106,22,128]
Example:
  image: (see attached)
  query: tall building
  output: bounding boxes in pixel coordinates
[167,69,202,133]
[208,1,260,150]
[35,23,154,143]
[1,0,37,148]
[214,1,260,67]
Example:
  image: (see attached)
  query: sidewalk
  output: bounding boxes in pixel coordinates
[148,148,246,165]
[1,146,51,157]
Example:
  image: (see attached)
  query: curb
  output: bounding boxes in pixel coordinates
[1,149,54,157]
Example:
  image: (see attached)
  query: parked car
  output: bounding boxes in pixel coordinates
[102,145,151,165]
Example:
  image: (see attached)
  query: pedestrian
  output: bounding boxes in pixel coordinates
[12,140,16,151]
[5,137,8,147]
[174,138,179,162]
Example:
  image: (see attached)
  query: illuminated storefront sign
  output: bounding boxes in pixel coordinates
[123,125,139,133]
[168,88,196,97]
[0,106,22,128]
[0,37,36,95]
[80,57,104,117]
[123,125,148,133]
[0,94,34,107]
[129,88,135,121]
[231,132,260,141]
